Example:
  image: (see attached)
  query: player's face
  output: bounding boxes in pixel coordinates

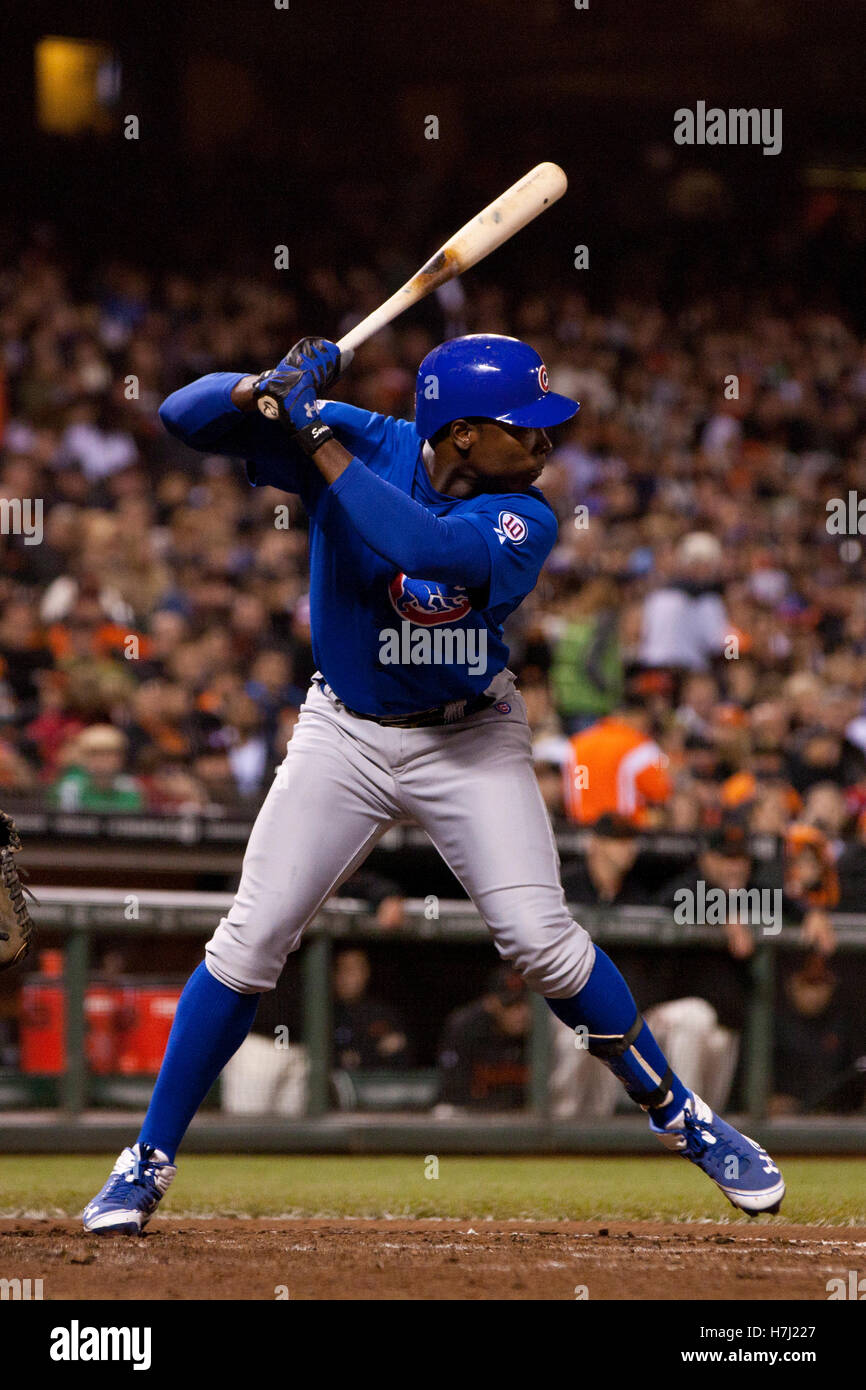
[474,420,553,490]
[437,418,553,495]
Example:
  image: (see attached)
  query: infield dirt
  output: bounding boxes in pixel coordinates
[1,1218,863,1300]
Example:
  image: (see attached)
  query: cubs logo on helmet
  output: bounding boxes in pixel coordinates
[388,573,473,626]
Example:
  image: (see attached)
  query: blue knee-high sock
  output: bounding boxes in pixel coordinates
[138,961,260,1161]
[546,947,689,1125]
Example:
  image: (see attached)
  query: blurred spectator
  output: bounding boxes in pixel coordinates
[51,724,144,812]
[0,735,36,791]
[564,703,671,826]
[561,812,649,905]
[782,823,840,956]
[332,948,410,1071]
[335,868,407,931]
[801,782,850,843]
[436,966,530,1112]
[547,577,623,734]
[638,532,729,677]
[144,761,210,814]
[0,596,53,712]
[785,724,866,796]
[23,672,85,776]
[654,821,766,1036]
[532,737,569,817]
[772,953,860,1114]
[222,690,269,797]
[657,820,768,962]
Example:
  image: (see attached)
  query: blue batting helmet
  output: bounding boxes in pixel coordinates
[414,334,579,440]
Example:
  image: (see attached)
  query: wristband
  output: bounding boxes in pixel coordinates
[294,419,334,455]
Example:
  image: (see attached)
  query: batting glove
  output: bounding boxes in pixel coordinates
[252,341,342,454]
[284,338,343,392]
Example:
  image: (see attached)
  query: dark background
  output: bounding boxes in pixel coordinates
[2,1,865,315]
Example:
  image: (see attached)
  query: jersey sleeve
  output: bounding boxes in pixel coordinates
[328,457,491,586]
[318,400,423,474]
[248,399,409,499]
[158,378,394,497]
[461,492,559,610]
[159,372,309,493]
[317,400,391,453]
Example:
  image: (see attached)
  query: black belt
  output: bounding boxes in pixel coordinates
[328,687,496,729]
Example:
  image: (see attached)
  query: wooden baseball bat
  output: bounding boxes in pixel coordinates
[336,162,567,366]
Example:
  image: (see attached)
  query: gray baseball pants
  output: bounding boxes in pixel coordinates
[205,675,595,999]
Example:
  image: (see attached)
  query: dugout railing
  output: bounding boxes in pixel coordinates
[1,888,865,1153]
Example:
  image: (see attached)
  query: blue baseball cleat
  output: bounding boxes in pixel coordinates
[650,1093,785,1215]
[82,1143,176,1235]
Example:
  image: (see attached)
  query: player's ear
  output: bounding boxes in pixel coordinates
[449,418,480,453]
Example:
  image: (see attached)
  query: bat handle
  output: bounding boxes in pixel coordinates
[337,296,403,361]
[337,345,355,371]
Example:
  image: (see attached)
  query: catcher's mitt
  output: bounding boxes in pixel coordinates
[0,812,34,971]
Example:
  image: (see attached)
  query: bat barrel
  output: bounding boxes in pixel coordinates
[336,162,567,360]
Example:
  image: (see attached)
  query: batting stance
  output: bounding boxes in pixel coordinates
[83,335,784,1233]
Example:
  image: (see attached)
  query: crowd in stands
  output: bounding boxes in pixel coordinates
[3,219,866,1115]
[3,227,866,882]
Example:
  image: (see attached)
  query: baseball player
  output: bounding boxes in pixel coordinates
[83,334,784,1233]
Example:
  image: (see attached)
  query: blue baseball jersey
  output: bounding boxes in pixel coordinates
[165,378,558,716]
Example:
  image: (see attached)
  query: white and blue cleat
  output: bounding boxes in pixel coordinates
[82,1142,176,1235]
[650,1093,785,1215]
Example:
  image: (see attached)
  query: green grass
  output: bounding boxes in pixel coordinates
[0,1155,864,1224]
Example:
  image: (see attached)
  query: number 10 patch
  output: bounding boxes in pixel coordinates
[495,511,528,545]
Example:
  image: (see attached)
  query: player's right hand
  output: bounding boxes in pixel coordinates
[284,338,343,393]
